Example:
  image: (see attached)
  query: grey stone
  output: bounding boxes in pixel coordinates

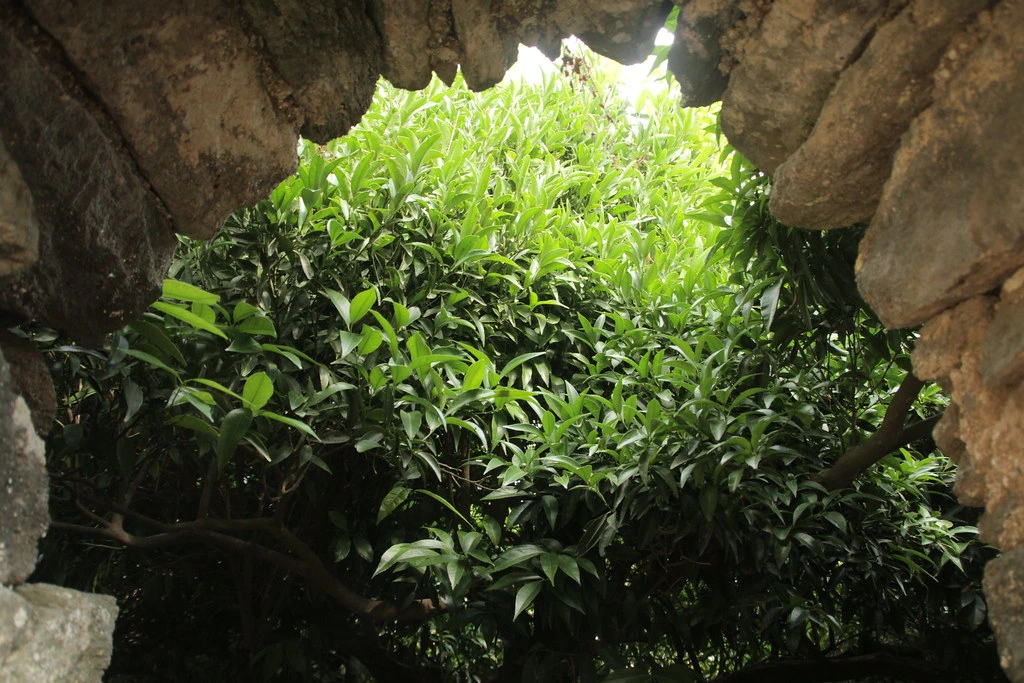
[0,347,48,586]
[770,0,988,229]
[0,583,117,683]
[0,137,37,277]
[0,12,178,345]
[857,0,1024,329]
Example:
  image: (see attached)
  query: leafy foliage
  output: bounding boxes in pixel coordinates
[34,62,1000,682]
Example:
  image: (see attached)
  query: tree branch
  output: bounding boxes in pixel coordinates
[51,494,446,623]
[710,651,954,683]
[816,374,941,490]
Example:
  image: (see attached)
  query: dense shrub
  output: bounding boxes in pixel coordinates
[34,60,1000,682]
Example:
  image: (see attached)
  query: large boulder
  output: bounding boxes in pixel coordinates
[0,346,47,587]
[0,583,117,683]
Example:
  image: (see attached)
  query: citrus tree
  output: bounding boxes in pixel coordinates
[34,56,1001,682]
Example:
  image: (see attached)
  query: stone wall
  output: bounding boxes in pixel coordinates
[676,1,1024,676]
[0,0,1022,679]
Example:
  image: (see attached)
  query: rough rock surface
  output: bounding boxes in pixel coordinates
[0,137,36,278]
[0,583,118,683]
[0,347,48,586]
[718,0,892,174]
[0,330,55,438]
[24,1,299,241]
[770,0,989,229]
[0,7,178,345]
[987,548,1024,681]
[2,0,1024,679]
[857,0,1024,329]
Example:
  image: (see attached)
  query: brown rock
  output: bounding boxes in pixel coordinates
[0,330,54,438]
[986,548,1024,681]
[371,0,435,90]
[0,138,37,277]
[452,0,520,91]
[0,347,48,586]
[0,11,178,345]
[240,0,382,142]
[719,0,891,173]
[983,295,1024,389]
[669,0,740,107]
[857,0,1024,329]
[0,583,118,682]
[770,0,988,229]
[912,295,994,382]
[25,0,298,240]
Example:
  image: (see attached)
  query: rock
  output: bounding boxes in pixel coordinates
[669,0,740,108]
[0,137,37,278]
[371,0,435,90]
[0,11,178,345]
[0,583,117,683]
[0,330,54,438]
[239,0,382,142]
[573,0,673,66]
[0,346,48,586]
[986,548,1024,682]
[914,293,1024,554]
[857,0,1024,329]
[983,295,1024,389]
[24,0,299,240]
[719,0,891,174]
[770,0,988,229]
[452,0,520,91]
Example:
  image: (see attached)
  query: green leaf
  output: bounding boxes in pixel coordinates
[401,410,423,440]
[462,359,489,391]
[557,555,581,585]
[162,279,219,305]
[393,301,411,327]
[152,301,228,339]
[491,544,545,573]
[349,288,377,327]
[358,326,384,354]
[217,408,252,471]
[238,315,277,337]
[417,489,473,527]
[257,411,318,439]
[128,319,186,364]
[499,352,546,379]
[761,278,784,330]
[191,378,244,402]
[242,371,274,411]
[322,288,351,326]
[124,348,180,377]
[377,485,412,524]
[123,379,143,422]
[699,485,718,521]
[513,581,543,621]
[445,416,488,450]
[540,553,559,585]
[338,331,363,359]
[482,516,502,545]
[232,301,261,322]
[167,414,217,437]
